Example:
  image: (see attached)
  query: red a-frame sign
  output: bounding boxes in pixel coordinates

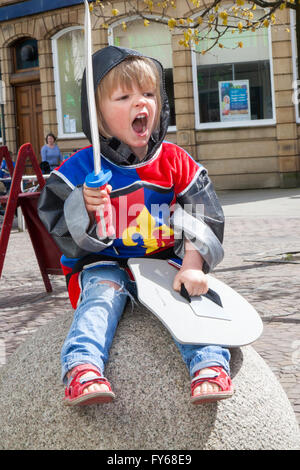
[0,143,63,292]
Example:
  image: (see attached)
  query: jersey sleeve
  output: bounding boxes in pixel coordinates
[37,172,112,259]
[172,148,225,273]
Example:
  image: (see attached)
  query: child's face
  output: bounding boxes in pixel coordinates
[99,83,158,160]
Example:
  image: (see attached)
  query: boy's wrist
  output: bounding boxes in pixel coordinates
[182,239,204,270]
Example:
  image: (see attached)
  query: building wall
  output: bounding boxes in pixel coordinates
[0,1,299,189]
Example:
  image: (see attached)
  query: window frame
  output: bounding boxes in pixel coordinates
[290,10,300,123]
[108,15,176,133]
[191,15,276,130]
[52,26,85,139]
[0,74,4,145]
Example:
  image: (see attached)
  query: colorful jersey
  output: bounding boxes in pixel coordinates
[38,141,224,308]
[57,142,200,259]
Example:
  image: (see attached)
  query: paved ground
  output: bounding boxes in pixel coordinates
[0,187,300,429]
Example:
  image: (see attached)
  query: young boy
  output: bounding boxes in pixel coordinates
[38,46,233,406]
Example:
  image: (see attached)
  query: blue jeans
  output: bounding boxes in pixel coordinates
[61,264,231,383]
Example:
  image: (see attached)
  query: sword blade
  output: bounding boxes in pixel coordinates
[84,0,101,175]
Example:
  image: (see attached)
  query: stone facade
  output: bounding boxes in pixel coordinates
[0,1,299,189]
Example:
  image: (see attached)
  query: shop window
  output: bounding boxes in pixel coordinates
[192,14,275,128]
[52,27,85,137]
[109,18,176,130]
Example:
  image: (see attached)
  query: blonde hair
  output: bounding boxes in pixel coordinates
[96,56,162,138]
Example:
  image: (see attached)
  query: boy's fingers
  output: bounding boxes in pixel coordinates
[173,272,208,297]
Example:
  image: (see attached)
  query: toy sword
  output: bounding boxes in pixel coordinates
[84,0,114,238]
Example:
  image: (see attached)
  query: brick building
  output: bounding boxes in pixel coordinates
[0,0,299,188]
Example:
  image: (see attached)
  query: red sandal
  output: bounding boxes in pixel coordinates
[63,364,115,406]
[190,366,234,404]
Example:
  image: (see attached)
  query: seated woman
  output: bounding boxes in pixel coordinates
[40,133,63,172]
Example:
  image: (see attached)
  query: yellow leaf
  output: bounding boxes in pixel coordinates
[111,8,119,16]
[237,21,243,30]
[238,41,243,47]
[179,39,189,48]
[144,19,150,27]
[197,17,203,25]
[219,43,224,48]
[89,4,93,12]
[219,11,228,20]
[122,22,127,31]
[168,18,177,29]
[146,0,153,9]
[263,19,269,28]
[179,18,185,25]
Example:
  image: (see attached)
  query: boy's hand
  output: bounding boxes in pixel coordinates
[83,183,112,216]
[173,267,208,297]
[173,238,209,297]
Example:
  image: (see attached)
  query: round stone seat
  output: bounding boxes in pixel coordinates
[0,305,299,450]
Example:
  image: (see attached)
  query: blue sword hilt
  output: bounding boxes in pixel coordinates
[85,169,114,238]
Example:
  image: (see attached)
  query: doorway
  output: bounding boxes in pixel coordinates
[15,82,43,161]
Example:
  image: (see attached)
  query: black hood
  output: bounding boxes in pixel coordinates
[81,46,170,166]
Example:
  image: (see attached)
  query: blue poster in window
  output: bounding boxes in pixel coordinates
[219,80,251,122]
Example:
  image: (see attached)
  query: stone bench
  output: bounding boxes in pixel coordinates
[0,304,299,450]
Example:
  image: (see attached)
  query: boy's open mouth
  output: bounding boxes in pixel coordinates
[132,113,148,135]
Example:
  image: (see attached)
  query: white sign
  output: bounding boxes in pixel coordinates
[219,80,251,122]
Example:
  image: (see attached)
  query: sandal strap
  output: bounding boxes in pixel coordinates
[78,371,108,385]
[191,368,220,384]
[67,363,112,392]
